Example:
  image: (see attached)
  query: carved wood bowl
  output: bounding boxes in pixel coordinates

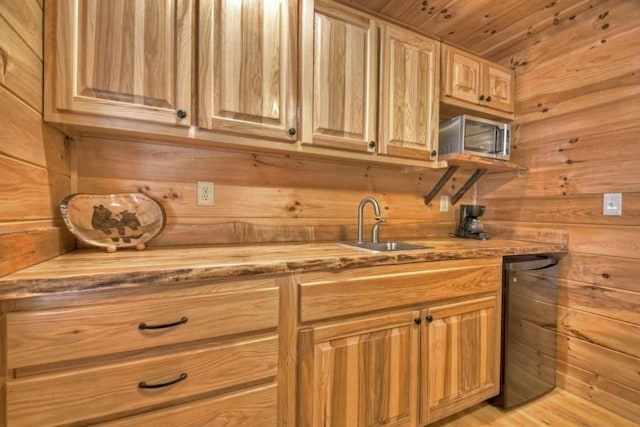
[60,193,166,252]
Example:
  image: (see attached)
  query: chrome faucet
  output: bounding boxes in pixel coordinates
[357,197,382,243]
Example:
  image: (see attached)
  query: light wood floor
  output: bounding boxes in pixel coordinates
[431,389,638,426]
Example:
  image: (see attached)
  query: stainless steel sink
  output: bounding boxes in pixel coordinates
[339,241,433,252]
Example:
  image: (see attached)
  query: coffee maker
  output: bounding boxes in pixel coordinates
[456,205,490,240]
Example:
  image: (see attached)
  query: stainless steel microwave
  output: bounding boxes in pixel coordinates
[438,115,510,160]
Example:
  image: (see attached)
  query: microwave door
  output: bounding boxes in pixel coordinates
[464,121,496,158]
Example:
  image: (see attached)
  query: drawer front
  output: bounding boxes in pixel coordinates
[98,384,277,426]
[7,335,278,427]
[7,285,279,369]
[299,258,501,322]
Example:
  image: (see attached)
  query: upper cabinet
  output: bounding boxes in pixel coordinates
[301,0,378,153]
[378,23,439,161]
[46,0,518,169]
[198,0,298,141]
[300,0,439,162]
[45,0,193,126]
[441,44,514,120]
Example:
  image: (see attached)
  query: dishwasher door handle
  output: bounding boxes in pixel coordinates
[507,256,558,272]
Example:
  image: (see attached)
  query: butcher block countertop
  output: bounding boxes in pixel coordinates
[0,238,566,300]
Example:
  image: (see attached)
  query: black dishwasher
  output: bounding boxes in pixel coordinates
[490,255,559,409]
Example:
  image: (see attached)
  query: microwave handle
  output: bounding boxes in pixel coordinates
[501,125,510,157]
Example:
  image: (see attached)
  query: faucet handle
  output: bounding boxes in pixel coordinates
[372,218,386,243]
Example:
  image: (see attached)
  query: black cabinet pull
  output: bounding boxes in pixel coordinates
[486,96,492,102]
[479,95,485,101]
[138,373,187,389]
[414,318,422,325]
[368,141,376,149]
[288,127,296,137]
[176,109,188,119]
[430,150,437,157]
[139,316,188,330]
[425,314,433,323]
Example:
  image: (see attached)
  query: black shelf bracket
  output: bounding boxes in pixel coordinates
[451,168,487,205]
[423,166,459,205]
[423,166,490,206]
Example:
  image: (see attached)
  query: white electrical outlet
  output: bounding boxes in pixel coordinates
[197,181,215,206]
[603,193,621,216]
[440,195,449,212]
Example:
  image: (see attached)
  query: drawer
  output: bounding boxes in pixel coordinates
[97,384,278,426]
[6,335,278,427]
[299,258,501,322]
[7,284,279,369]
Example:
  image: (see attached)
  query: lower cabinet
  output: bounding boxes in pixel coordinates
[2,276,282,427]
[420,296,500,424]
[298,311,420,426]
[298,258,502,426]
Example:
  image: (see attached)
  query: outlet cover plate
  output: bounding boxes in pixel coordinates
[440,195,449,212]
[197,181,215,206]
[603,193,622,216]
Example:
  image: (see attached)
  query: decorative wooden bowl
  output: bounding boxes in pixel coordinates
[60,193,166,252]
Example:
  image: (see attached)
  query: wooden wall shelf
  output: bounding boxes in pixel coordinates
[439,153,527,174]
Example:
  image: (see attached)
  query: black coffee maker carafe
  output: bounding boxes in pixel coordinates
[456,204,490,240]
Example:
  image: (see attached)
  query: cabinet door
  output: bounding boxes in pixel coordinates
[303,0,378,153]
[379,24,439,161]
[299,311,419,427]
[199,0,297,141]
[420,295,501,425]
[46,0,192,126]
[442,46,482,105]
[485,63,514,113]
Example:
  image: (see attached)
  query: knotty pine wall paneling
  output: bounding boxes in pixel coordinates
[75,136,476,246]
[478,2,640,422]
[0,0,74,277]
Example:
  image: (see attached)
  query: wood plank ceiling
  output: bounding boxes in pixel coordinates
[338,0,602,63]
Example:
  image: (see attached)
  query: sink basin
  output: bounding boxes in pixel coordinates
[339,241,433,252]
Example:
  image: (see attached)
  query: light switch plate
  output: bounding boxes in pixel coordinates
[603,193,622,216]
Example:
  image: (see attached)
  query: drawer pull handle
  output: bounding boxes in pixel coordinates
[138,316,188,330]
[138,373,187,389]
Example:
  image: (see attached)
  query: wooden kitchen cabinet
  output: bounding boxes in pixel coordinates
[44,0,193,126]
[298,311,420,426]
[378,23,439,161]
[420,295,501,425]
[301,0,378,153]
[2,276,282,427]
[301,1,440,163]
[298,258,502,426]
[441,44,514,119]
[198,0,298,141]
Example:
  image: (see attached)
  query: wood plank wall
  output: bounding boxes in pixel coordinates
[479,2,640,422]
[75,136,474,246]
[0,0,74,277]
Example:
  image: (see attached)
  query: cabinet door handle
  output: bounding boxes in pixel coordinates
[479,95,485,101]
[138,316,188,330]
[138,373,187,389]
[368,141,376,149]
[414,317,422,325]
[425,314,433,323]
[486,96,492,102]
[176,109,188,119]
[288,127,296,137]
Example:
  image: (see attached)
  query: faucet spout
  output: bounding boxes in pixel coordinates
[357,197,382,243]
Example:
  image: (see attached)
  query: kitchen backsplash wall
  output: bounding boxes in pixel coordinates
[478,2,640,423]
[0,0,75,277]
[75,136,475,246]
